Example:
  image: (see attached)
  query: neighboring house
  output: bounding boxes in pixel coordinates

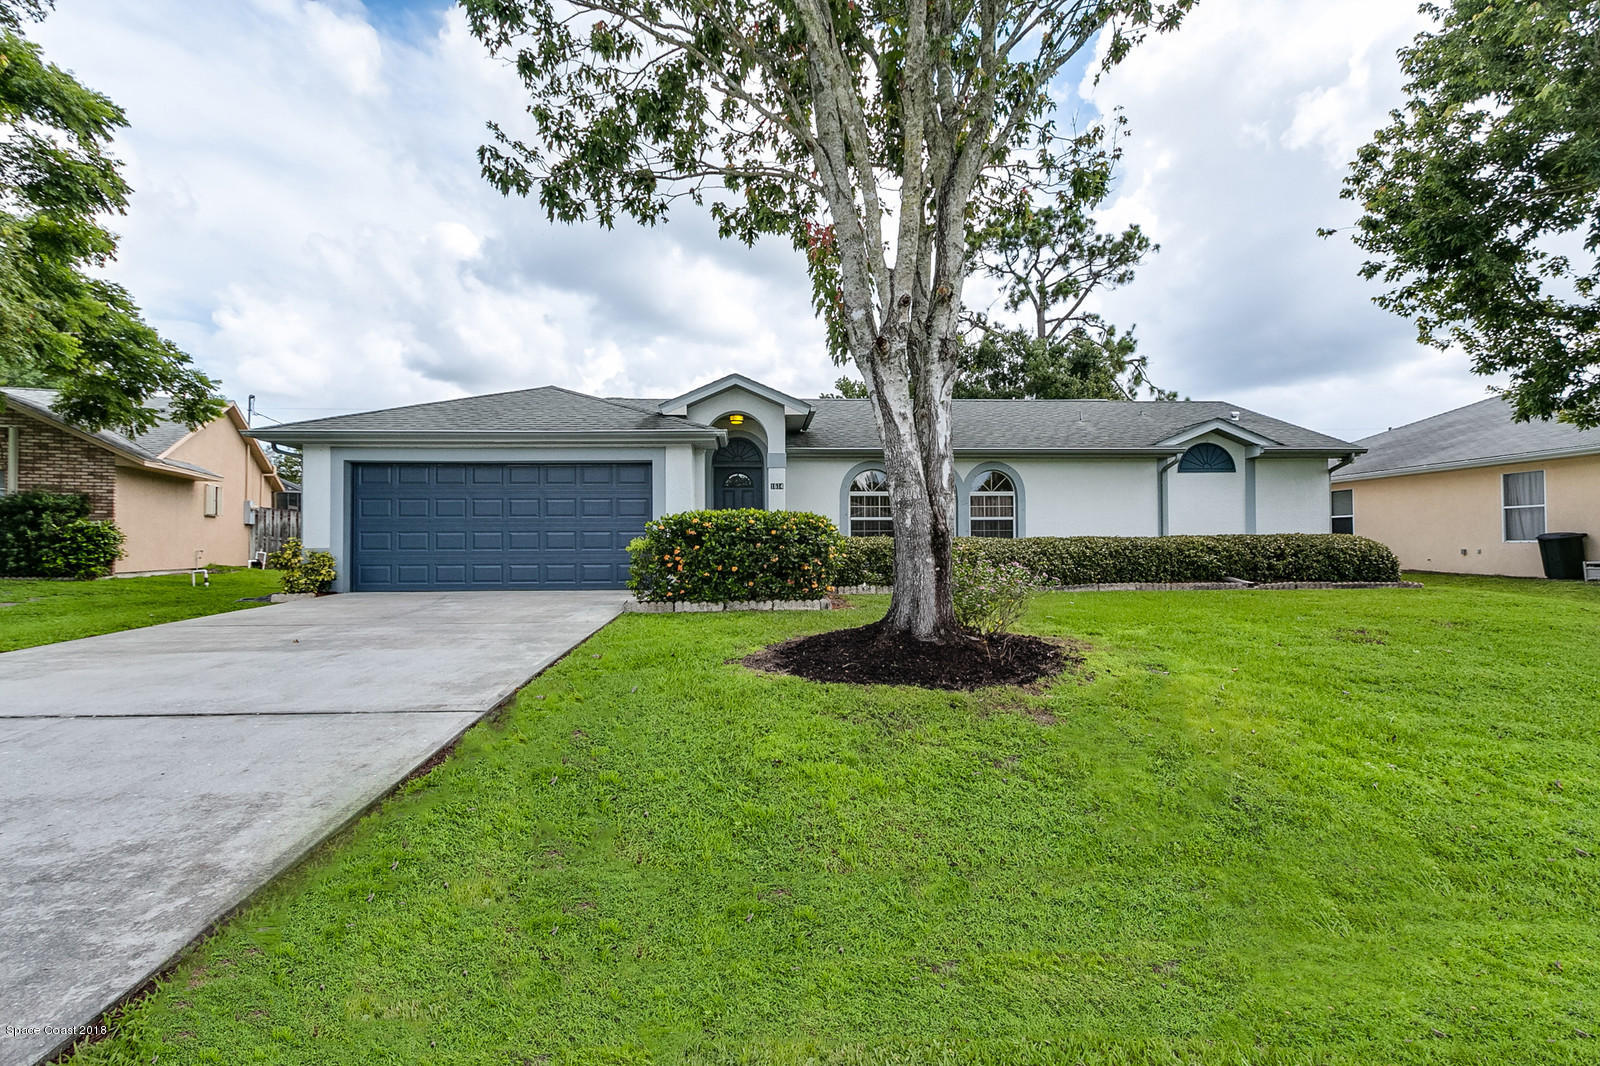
[1331,396,1599,577]
[0,388,285,574]
[250,374,1361,593]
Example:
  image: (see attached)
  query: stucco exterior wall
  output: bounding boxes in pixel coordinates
[1256,457,1333,533]
[1166,432,1248,535]
[786,454,1162,536]
[113,416,277,572]
[1339,454,1600,576]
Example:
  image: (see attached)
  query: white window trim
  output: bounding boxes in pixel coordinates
[969,473,1017,539]
[1501,470,1546,543]
[2,426,16,495]
[847,469,892,537]
[1330,489,1353,534]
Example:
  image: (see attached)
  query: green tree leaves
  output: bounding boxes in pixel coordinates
[0,5,221,433]
[1338,0,1600,427]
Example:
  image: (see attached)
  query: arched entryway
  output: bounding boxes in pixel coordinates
[712,438,765,509]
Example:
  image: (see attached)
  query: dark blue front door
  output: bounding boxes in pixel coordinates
[712,439,765,509]
[349,462,650,590]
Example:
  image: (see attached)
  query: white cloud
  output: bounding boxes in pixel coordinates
[33,0,828,421]
[1077,0,1504,440]
[31,0,1503,443]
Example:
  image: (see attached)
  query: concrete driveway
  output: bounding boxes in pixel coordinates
[0,591,625,1066]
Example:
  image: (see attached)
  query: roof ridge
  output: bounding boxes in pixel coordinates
[541,383,696,423]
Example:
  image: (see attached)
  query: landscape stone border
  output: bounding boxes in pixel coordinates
[834,581,1423,594]
[623,598,834,613]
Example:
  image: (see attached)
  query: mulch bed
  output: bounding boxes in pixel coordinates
[744,624,1072,690]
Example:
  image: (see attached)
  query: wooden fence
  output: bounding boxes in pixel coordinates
[251,506,301,558]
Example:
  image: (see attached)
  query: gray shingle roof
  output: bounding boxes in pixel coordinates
[783,398,1358,453]
[246,384,1358,454]
[1336,396,1600,479]
[250,386,720,441]
[0,387,221,476]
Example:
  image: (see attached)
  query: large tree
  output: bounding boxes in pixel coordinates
[466,0,1189,641]
[1336,0,1600,427]
[0,1,220,433]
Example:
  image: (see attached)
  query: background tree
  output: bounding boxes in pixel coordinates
[0,0,220,433]
[1334,0,1600,427]
[466,0,1190,641]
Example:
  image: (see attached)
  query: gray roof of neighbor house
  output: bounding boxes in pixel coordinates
[1334,396,1600,481]
[781,398,1359,454]
[249,386,725,443]
[0,387,223,478]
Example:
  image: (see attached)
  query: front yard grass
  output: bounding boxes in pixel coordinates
[0,569,281,651]
[66,574,1598,1064]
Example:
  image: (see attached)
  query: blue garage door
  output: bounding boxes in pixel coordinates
[349,462,651,590]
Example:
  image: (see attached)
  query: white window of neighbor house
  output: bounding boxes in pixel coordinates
[1501,470,1545,541]
[203,483,222,518]
[1330,489,1354,534]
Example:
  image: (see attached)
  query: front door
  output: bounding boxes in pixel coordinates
[712,438,765,509]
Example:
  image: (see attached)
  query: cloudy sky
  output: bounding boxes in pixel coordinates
[34,0,1499,442]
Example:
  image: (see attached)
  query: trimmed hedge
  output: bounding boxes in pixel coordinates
[0,490,126,579]
[629,509,843,602]
[834,534,1401,586]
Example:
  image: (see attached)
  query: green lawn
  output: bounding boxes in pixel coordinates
[65,574,1598,1064]
[0,569,281,651]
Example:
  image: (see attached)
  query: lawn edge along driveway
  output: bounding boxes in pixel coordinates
[0,591,626,1066]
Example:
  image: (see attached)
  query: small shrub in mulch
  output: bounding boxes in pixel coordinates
[744,624,1074,690]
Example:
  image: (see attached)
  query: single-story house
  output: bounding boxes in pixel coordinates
[249,374,1361,593]
[1331,396,1598,577]
[0,387,286,573]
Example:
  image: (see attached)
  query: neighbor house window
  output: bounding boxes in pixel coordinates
[203,483,222,518]
[969,470,1017,538]
[1502,470,1545,541]
[1331,489,1354,534]
[847,469,893,536]
[1177,442,1236,472]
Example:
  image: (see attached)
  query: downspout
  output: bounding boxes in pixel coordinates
[1328,453,1357,476]
[1156,455,1179,536]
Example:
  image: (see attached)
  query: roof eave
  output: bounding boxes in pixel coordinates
[1332,444,1600,482]
[658,373,815,418]
[246,429,728,447]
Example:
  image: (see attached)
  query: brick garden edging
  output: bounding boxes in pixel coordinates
[623,598,834,613]
[834,581,1424,594]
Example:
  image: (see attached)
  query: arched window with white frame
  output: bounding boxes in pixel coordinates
[969,470,1017,538]
[847,469,893,536]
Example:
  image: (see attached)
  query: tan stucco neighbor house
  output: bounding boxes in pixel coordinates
[0,387,285,574]
[1331,397,1599,578]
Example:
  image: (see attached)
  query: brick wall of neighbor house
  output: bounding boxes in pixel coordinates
[0,407,117,519]
[1343,453,1600,577]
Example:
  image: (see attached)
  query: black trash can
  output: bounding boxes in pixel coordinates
[1535,532,1587,580]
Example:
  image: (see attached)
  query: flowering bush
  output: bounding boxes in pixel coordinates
[268,537,337,594]
[951,557,1039,636]
[628,509,843,602]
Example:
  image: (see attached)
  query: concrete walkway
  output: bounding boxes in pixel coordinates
[0,591,625,1066]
